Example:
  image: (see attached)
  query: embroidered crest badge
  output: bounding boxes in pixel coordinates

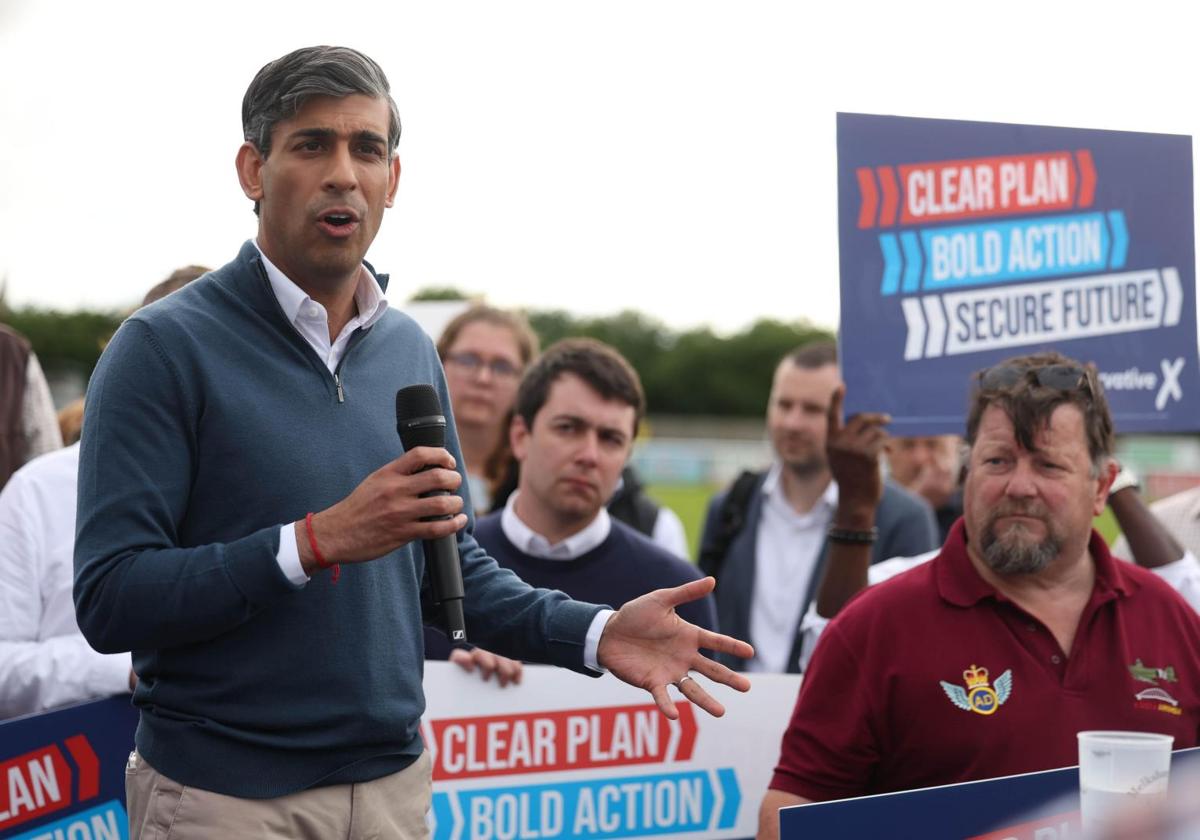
[940,664,1012,716]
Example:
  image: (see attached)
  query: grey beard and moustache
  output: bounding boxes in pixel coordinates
[980,502,1061,575]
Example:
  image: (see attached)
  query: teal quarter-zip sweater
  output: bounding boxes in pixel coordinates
[74,241,602,798]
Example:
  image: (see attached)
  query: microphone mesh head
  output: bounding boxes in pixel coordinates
[396,384,446,449]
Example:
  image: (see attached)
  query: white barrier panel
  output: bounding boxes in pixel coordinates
[423,662,802,840]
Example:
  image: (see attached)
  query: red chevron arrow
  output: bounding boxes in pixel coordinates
[877,166,899,226]
[1075,149,1096,207]
[64,735,100,801]
[856,167,878,228]
[672,701,698,761]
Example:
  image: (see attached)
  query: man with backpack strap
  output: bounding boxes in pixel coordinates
[698,340,938,673]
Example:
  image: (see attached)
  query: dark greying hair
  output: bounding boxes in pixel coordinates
[242,46,402,160]
[782,339,838,370]
[515,338,645,436]
[966,350,1114,474]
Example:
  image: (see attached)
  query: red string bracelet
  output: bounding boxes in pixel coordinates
[305,512,340,584]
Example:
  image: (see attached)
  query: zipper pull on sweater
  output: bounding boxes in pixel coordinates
[334,373,345,403]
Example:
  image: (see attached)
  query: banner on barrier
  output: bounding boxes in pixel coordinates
[837,112,1199,435]
[0,665,799,840]
[0,696,136,840]
[423,662,797,840]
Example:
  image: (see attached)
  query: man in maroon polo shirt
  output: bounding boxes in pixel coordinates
[757,351,1200,839]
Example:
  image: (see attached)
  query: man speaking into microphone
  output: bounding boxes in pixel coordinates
[73,46,751,839]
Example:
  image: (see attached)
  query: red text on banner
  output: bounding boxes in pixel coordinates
[882,151,1094,226]
[428,702,698,781]
[0,745,72,832]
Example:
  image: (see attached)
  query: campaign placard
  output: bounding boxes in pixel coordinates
[837,113,1199,434]
[0,696,136,840]
[423,662,798,840]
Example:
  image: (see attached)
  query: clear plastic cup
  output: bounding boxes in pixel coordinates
[1077,730,1173,833]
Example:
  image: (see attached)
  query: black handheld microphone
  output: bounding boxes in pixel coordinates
[395,384,467,643]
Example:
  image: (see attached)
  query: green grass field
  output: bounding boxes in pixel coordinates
[646,483,719,561]
[1093,507,1119,545]
[648,482,1125,563]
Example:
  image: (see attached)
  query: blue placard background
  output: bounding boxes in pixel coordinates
[781,747,1200,840]
[837,112,1200,435]
[0,696,136,839]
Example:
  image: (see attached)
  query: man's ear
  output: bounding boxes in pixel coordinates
[385,154,401,208]
[1093,458,1120,516]
[510,415,530,463]
[236,142,266,203]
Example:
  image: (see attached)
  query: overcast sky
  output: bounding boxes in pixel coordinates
[1,0,1195,334]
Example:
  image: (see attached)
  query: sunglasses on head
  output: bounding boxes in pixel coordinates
[977,363,1090,393]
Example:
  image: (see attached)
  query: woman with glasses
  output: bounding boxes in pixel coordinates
[437,305,539,514]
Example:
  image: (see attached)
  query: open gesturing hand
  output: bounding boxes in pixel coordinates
[596,577,753,720]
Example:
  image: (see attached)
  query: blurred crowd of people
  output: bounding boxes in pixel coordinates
[8,290,1200,754]
[8,286,1200,794]
[8,278,1200,840]
[4,42,1200,840]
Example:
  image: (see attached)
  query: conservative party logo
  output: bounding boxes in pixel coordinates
[940,664,1013,716]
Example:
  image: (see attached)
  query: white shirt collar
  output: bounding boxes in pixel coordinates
[761,461,839,511]
[500,490,612,560]
[254,240,389,331]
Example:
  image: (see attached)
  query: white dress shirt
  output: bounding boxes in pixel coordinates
[0,444,131,718]
[500,492,615,670]
[501,490,612,559]
[259,253,612,668]
[747,463,838,673]
[253,243,389,585]
[650,507,690,560]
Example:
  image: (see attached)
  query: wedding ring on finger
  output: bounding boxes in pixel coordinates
[673,674,695,690]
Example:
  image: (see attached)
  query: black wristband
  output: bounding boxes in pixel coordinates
[827,526,878,544]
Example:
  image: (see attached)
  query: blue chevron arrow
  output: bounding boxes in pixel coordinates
[717,768,741,829]
[879,234,901,295]
[901,231,923,294]
[431,792,456,840]
[1108,210,1129,268]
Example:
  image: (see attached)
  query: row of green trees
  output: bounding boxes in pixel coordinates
[1,296,831,417]
[0,307,123,382]
[528,310,831,415]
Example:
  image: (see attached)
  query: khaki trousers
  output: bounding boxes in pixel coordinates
[125,750,432,840]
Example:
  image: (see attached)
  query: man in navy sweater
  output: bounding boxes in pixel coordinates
[73,46,751,839]
[427,339,715,660]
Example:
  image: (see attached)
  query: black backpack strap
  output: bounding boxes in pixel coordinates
[698,470,763,580]
[628,492,661,537]
[608,465,660,537]
[608,484,660,537]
